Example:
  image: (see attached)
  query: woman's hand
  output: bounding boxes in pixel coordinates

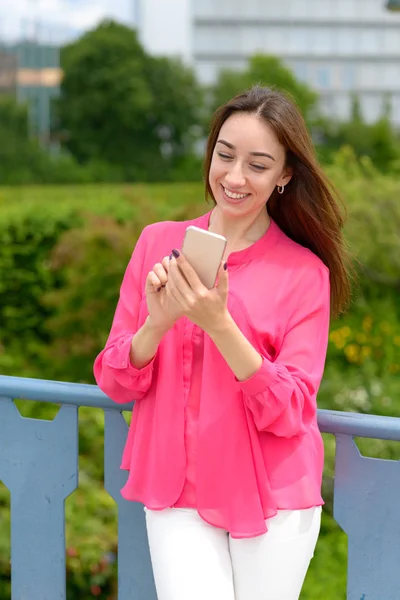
[166,249,230,334]
[145,256,184,331]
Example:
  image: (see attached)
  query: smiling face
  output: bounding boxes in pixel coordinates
[208,112,292,221]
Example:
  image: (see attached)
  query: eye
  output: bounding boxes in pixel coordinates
[251,164,267,172]
[217,152,232,160]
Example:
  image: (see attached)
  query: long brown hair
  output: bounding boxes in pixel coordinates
[204,85,353,317]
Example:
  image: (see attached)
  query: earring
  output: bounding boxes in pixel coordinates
[277,185,285,195]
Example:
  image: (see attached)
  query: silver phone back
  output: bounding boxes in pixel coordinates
[181,226,227,289]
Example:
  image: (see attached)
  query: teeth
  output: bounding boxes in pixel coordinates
[224,187,248,199]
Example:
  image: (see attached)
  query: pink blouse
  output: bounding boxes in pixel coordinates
[173,325,204,509]
[94,210,330,538]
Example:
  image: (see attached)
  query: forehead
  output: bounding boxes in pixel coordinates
[218,112,285,158]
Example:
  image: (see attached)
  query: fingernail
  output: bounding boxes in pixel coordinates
[157,286,162,292]
[172,249,180,258]
[223,262,228,271]
[169,253,173,261]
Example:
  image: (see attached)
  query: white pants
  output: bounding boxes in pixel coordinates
[145,506,321,600]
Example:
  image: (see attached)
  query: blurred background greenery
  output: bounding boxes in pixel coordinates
[1,19,400,600]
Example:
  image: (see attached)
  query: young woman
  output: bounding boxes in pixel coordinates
[94,85,352,600]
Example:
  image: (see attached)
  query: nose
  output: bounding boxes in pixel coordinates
[224,161,246,189]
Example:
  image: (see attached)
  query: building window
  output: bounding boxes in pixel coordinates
[362,95,383,123]
[319,95,335,116]
[336,0,356,19]
[385,30,400,53]
[382,64,400,88]
[391,94,400,126]
[342,65,356,90]
[336,28,357,55]
[360,30,379,54]
[315,66,331,89]
[289,28,309,53]
[293,62,308,82]
[359,64,378,89]
[313,29,334,54]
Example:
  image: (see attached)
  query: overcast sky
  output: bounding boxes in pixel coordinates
[0,0,135,43]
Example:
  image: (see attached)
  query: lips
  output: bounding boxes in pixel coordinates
[221,185,250,204]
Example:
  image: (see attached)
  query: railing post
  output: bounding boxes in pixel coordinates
[0,397,78,600]
[3,377,400,599]
[334,433,400,600]
[104,409,157,600]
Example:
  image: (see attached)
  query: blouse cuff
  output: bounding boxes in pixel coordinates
[235,355,277,396]
[103,334,157,375]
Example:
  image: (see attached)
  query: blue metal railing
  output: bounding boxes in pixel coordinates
[1,375,400,600]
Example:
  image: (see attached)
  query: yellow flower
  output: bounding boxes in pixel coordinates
[340,326,352,338]
[379,321,392,335]
[356,333,367,344]
[329,332,339,343]
[329,331,346,349]
[360,346,372,359]
[362,316,373,333]
[344,344,360,364]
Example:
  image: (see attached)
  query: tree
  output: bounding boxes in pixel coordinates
[144,55,204,162]
[58,20,203,180]
[208,54,318,126]
[318,96,400,172]
[0,97,78,184]
[0,96,103,184]
[0,97,46,183]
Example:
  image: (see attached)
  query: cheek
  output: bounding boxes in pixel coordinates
[252,174,278,201]
[260,170,280,190]
[208,160,221,187]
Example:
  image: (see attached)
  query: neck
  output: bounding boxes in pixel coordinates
[208,207,270,252]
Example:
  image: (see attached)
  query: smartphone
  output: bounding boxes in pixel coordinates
[181,226,227,289]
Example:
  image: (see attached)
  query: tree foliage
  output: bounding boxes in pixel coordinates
[3,21,400,183]
[317,97,400,172]
[0,96,120,184]
[209,54,319,126]
[58,20,203,180]
[0,97,47,183]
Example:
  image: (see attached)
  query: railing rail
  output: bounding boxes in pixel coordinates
[1,374,400,599]
[3,374,400,439]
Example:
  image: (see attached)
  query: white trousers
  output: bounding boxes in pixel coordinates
[145,506,321,600]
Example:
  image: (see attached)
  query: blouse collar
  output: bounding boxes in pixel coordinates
[195,210,280,267]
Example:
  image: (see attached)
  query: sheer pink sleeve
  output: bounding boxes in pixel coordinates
[237,266,330,437]
[93,227,156,404]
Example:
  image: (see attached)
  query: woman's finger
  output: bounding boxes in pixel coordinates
[173,251,204,293]
[166,268,188,307]
[161,256,170,272]
[146,271,162,292]
[152,262,168,286]
[169,257,193,296]
[216,260,229,296]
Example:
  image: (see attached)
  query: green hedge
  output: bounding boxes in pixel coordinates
[0,149,400,598]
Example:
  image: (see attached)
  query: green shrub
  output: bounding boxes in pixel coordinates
[1,152,400,597]
[0,201,82,353]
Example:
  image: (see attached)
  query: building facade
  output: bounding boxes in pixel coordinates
[137,0,400,125]
[0,41,62,148]
[0,51,17,96]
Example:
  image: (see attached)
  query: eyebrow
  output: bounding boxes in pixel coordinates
[216,139,276,161]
